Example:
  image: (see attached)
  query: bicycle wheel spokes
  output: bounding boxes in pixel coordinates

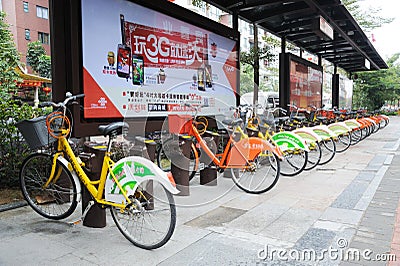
[110,179,176,249]
[280,150,307,176]
[304,142,321,171]
[318,138,336,165]
[335,132,352,153]
[231,151,280,194]
[19,153,78,220]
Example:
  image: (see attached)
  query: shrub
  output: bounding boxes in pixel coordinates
[0,99,47,188]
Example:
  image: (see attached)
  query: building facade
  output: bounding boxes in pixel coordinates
[1,0,50,72]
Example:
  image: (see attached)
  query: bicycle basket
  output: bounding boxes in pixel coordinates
[168,114,193,134]
[16,116,57,149]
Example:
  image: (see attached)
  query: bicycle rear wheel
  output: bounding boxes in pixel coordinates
[350,129,362,145]
[335,132,352,153]
[231,151,280,194]
[19,153,78,220]
[110,179,176,250]
[157,138,199,181]
[280,150,308,176]
[318,138,336,165]
[304,141,321,171]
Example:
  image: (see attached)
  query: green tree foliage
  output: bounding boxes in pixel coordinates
[0,12,21,100]
[353,54,400,110]
[0,13,46,188]
[37,54,52,78]
[26,41,48,75]
[343,0,394,32]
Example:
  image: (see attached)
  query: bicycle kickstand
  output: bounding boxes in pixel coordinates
[69,200,95,226]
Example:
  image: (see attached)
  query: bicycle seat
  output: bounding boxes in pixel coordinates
[274,117,290,124]
[292,116,306,122]
[135,136,156,146]
[98,122,129,137]
[222,118,243,127]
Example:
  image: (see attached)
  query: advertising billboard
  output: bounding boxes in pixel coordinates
[289,55,323,108]
[81,0,239,119]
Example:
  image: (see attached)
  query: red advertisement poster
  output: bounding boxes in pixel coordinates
[81,0,238,119]
[124,22,207,70]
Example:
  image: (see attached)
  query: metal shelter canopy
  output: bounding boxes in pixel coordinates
[204,0,388,72]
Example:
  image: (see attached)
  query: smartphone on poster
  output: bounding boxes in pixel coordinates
[205,64,212,88]
[132,54,144,85]
[116,44,131,78]
[197,68,205,91]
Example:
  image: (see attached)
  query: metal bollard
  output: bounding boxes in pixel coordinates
[200,131,219,186]
[80,142,107,228]
[200,165,217,186]
[171,135,191,196]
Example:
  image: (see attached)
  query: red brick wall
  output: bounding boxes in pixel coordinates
[3,0,50,72]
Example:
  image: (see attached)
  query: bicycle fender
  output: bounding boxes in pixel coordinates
[327,122,352,135]
[311,125,337,140]
[344,119,361,130]
[293,128,323,143]
[379,114,389,121]
[364,118,377,127]
[227,137,283,167]
[271,131,309,152]
[105,156,179,203]
[56,156,82,203]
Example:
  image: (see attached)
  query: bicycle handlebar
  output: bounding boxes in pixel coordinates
[39,93,85,108]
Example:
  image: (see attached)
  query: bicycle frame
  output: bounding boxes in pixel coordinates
[189,122,283,169]
[45,137,129,209]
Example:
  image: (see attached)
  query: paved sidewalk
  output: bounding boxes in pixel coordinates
[1,117,400,265]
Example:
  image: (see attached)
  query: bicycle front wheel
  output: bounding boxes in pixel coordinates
[19,153,78,220]
[110,179,176,250]
[231,151,280,194]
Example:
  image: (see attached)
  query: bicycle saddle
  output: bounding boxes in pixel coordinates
[222,118,243,127]
[98,122,129,137]
[275,117,290,124]
[135,136,156,146]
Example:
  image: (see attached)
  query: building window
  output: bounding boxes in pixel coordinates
[249,41,254,49]
[25,29,30,40]
[36,6,48,19]
[23,2,29,12]
[38,32,50,45]
[249,25,254,35]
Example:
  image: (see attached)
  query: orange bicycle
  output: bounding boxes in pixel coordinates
[167,104,284,194]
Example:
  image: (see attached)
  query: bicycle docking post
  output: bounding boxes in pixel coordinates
[171,135,191,196]
[80,142,107,228]
[200,131,219,186]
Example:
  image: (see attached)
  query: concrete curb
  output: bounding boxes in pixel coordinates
[0,201,27,212]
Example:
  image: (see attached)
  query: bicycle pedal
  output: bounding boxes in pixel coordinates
[69,219,82,226]
[199,162,205,170]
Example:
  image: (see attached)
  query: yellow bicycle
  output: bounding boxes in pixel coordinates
[17,93,179,249]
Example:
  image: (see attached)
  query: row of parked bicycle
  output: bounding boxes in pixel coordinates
[155,103,390,194]
[16,93,390,250]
